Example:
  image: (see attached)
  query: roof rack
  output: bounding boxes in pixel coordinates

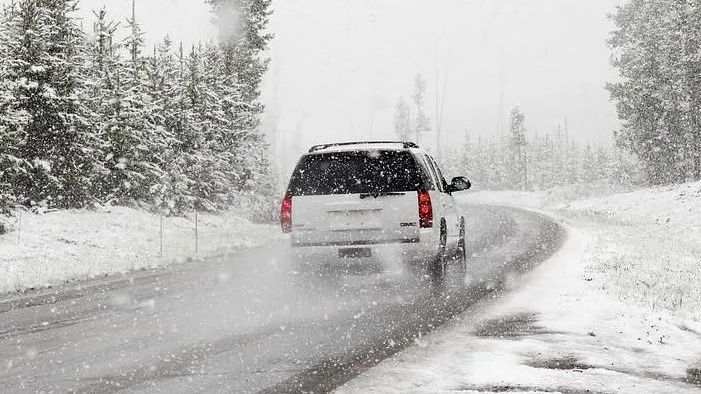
[308,141,420,153]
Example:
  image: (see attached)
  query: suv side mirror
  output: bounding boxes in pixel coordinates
[449,176,471,193]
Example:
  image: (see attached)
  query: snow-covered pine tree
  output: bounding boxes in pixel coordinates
[581,144,598,184]
[207,0,273,198]
[198,41,276,213]
[218,58,268,197]
[508,106,528,190]
[473,135,489,189]
[144,37,193,213]
[549,124,567,186]
[540,134,555,190]
[612,147,641,187]
[203,0,278,220]
[192,43,231,210]
[83,7,120,202]
[412,74,430,144]
[527,134,545,191]
[492,141,509,189]
[608,0,701,184]
[0,2,23,213]
[654,0,691,184]
[182,44,222,212]
[100,5,170,207]
[685,4,701,180]
[461,132,490,190]
[594,146,610,183]
[393,97,412,141]
[4,0,96,209]
[208,0,272,105]
[564,142,583,185]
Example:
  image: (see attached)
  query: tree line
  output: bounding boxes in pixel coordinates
[439,108,641,192]
[0,0,274,217]
[608,0,701,185]
[391,75,642,192]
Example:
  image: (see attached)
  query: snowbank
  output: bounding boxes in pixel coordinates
[339,225,701,393]
[0,206,278,294]
[557,181,701,321]
[465,182,632,209]
[339,182,701,392]
[468,181,701,321]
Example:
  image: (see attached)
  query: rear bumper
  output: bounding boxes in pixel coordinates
[286,229,440,267]
[292,237,419,248]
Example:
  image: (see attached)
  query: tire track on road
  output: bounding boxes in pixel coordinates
[260,205,566,394]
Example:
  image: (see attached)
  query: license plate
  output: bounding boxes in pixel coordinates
[338,248,372,259]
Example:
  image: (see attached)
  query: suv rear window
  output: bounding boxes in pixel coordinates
[287,150,423,195]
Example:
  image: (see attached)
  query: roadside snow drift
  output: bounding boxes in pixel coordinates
[0,207,277,294]
[338,181,701,393]
[559,181,701,321]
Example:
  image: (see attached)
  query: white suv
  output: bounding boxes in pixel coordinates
[280,141,471,280]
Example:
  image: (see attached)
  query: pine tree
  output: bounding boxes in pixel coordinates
[181,44,225,211]
[83,7,120,202]
[1,0,279,217]
[594,147,610,182]
[208,0,274,198]
[4,0,96,209]
[208,0,272,105]
[508,106,528,190]
[528,134,546,190]
[393,97,411,141]
[412,74,430,144]
[608,0,701,184]
[99,5,171,207]
[581,145,598,183]
[145,37,193,212]
[0,2,24,212]
[200,41,276,213]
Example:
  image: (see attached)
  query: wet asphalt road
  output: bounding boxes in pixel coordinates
[0,204,564,393]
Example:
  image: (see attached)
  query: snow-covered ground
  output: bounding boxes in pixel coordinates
[338,182,701,393]
[0,207,277,295]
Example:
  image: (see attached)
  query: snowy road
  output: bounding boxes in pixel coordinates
[0,204,564,393]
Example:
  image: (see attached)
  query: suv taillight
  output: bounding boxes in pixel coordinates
[280,195,292,233]
[418,191,433,228]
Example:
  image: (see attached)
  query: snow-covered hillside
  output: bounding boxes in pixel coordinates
[470,181,701,321]
[0,207,277,294]
[338,181,701,393]
[560,181,701,321]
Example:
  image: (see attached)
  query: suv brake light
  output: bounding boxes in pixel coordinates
[418,191,433,228]
[280,195,292,233]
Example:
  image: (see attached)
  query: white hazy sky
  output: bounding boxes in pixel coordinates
[6,0,623,167]
[266,0,623,153]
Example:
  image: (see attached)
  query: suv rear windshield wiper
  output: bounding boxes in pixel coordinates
[359,192,407,199]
